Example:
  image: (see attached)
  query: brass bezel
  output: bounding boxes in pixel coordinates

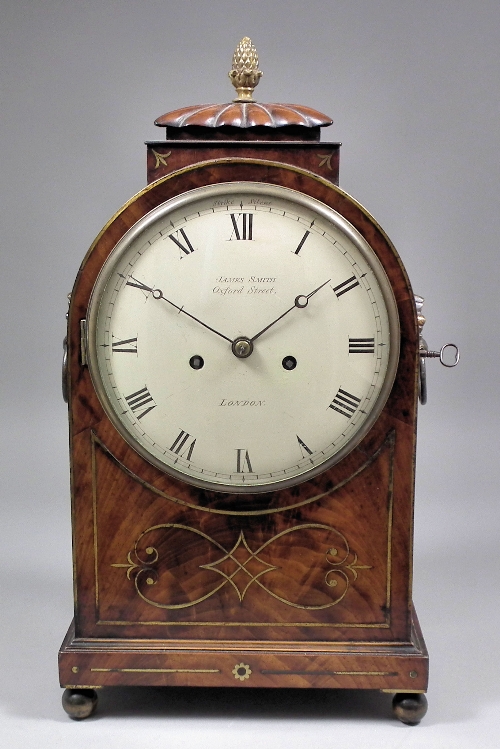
[86,181,400,494]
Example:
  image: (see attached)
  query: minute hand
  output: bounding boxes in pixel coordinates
[250,278,331,343]
[128,277,233,344]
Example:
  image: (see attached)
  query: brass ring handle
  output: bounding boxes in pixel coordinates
[62,336,68,403]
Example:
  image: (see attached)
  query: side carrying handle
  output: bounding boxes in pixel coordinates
[62,293,71,403]
[415,296,460,405]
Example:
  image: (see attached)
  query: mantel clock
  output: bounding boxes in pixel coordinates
[59,38,458,724]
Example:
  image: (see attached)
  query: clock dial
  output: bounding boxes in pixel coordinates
[87,182,399,492]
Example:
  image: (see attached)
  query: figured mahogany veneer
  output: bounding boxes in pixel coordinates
[60,160,427,696]
[146,142,340,183]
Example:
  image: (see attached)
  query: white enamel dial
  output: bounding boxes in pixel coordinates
[87,182,399,493]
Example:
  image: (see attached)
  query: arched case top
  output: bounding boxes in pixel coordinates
[69,158,418,516]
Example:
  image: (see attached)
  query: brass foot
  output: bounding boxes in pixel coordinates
[62,688,98,720]
[392,692,428,725]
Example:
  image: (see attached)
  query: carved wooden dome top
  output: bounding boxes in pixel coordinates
[154,101,333,130]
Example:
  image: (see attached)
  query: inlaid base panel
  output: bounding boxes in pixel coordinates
[59,606,428,693]
[72,426,412,642]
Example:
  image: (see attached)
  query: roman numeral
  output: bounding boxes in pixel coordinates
[230,213,253,240]
[236,449,253,473]
[169,228,195,256]
[296,435,313,458]
[333,275,360,297]
[125,386,156,419]
[329,388,361,418]
[112,336,138,354]
[349,337,375,354]
[294,230,310,254]
[169,429,196,461]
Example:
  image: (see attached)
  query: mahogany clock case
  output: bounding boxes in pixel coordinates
[60,159,426,698]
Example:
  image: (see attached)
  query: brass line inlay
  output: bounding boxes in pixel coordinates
[77,635,410,645]
[381,689,426,694]
[98,619,390,628]
[92,432,99,610]
[91,668,220,674]
[261,670,398,677]
[386,429,394,610]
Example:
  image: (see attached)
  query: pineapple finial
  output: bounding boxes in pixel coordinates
[228,37,263,102]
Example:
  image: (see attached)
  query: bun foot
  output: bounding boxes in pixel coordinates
[62,688,98,720]
[392,692,428,725]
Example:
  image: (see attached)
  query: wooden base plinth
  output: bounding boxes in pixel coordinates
[59,607,427,706]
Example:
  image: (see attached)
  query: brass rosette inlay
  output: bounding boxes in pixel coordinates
[232,663,252,681]
[229,37,263,102]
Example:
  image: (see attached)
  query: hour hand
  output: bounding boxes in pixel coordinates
[294,278,331,308]
[125,276,154,293]
[250,278,331,343]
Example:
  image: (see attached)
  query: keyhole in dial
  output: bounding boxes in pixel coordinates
[189,355,204,370]
[282,356,297,370]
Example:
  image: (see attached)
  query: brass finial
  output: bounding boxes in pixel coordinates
[229,37,263,102]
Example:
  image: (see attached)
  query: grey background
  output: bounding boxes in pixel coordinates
[1,1,498,746]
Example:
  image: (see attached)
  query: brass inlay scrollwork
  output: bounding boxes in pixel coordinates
[151,149,171,169]
[112,546,159,580]
[112,523,371,611]
[317,153,335,170]
[200,530,278,602]
[325,548,371,589]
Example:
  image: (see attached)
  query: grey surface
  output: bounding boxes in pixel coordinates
[1,1,499,746]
